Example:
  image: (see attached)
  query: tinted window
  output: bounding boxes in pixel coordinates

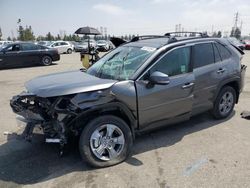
[213,43,221,62]
[150,47,191,77]
[215,43,231,60]
[21,43,38,51]
[61,42,68,45]
[193,43,214,68]
[5,44,21,52]
[53,43,59,47]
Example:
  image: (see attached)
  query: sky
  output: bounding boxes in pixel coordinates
[0,0,250,39]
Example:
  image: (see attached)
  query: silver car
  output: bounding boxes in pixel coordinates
[49,41,74,54]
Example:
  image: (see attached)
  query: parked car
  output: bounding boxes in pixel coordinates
[37,41,53,47]
[48,41,74,54]
[96,40,110,51]
[74,39,97,52]
[0,40,12,47]
[0,42,60,69]
[10,33,246,167]
[243,40,250,50]
[225,37,245,50]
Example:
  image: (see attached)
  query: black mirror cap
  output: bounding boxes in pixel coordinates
[149,71,170,85]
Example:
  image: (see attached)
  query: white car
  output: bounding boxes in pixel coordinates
[0,41,13,47]
[74,39,97,52]
[49,41,74,54]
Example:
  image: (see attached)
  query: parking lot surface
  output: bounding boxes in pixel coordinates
[0,52,250,188]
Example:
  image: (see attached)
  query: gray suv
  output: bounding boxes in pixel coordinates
[10,32,247,167]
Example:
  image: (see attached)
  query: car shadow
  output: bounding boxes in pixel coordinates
[0,111,235,185]
[0,63,58,70]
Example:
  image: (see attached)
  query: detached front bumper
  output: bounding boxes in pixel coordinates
[10,93,45,123]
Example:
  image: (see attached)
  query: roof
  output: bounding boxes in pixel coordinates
[123,34,228,49]
[124,37,170,48]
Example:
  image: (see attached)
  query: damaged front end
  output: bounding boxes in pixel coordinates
[10,92,79,148]
[10,89,114,153]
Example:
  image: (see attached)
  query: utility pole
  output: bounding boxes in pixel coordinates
[232,12,239,36]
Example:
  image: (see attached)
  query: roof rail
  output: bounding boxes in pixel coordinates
[164,32,209,38]
[130,35,167,42]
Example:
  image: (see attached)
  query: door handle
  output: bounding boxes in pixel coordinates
[0,59,2,62]
[217,68,225,74]
[182,82,194,89]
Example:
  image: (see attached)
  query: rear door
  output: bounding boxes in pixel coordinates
[192,42,223,114]
[20,43,41,64]
[135,46,195,130]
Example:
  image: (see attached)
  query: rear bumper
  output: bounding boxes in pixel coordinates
[240,64,247,92]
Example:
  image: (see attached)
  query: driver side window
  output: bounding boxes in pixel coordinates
[150,47,191,77]
[6,44,21,52]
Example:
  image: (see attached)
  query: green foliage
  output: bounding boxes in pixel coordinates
[18,25,35,41]
[212,31,222,38]
[230,27,241,39]
[0,27,2,40]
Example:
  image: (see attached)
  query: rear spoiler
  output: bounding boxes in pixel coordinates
[229,42,245,55]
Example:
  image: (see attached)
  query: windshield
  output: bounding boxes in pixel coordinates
[87,46,155,80]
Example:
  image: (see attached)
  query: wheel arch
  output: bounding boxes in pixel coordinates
[215,78,240,104]
[70,102,137,139]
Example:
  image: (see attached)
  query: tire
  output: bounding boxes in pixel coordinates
[67,48,73,54]
[41,55,52,66]
[79,115,133,167]
[212,86,236,119]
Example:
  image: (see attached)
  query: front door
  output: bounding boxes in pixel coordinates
[1,44,22,68]
[135,46,195,130]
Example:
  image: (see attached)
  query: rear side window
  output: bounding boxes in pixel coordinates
[193,43,214,68]
[61,42,68,45]
[215,43,231,60]
[21,43,38,51]
[150,47,191,77]
[213,43,221,62]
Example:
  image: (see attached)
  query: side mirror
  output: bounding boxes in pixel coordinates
[148,71,170,85]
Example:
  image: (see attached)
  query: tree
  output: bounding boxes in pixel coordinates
[230,27,241,39]
[46,32,54,41]
[18,25,35,41]
[0,27,2,40]
[217,31,222,38]
[7,36,11,41]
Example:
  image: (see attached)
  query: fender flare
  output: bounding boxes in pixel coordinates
[69,102,138,138]
[213,76,241,103]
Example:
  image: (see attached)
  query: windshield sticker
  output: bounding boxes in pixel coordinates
[141,46,156,52]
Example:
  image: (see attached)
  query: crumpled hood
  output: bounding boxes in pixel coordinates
[25,70,116,97]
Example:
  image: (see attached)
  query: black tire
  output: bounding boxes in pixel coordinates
[212,86,236,119]
[67,48,73,54]
[41,55,52,66]
[79,115,133,167]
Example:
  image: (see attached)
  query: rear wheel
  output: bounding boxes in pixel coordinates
[79,115,133,167]
[41,55,52,66]
[67,48,73,54]
[212,86,236,119]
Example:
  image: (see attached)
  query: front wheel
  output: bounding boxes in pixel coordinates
[67,48,73,54]
[79,115,133,167]
[212,86,236,119]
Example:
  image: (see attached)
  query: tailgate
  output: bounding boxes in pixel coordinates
[240,64,247,92]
